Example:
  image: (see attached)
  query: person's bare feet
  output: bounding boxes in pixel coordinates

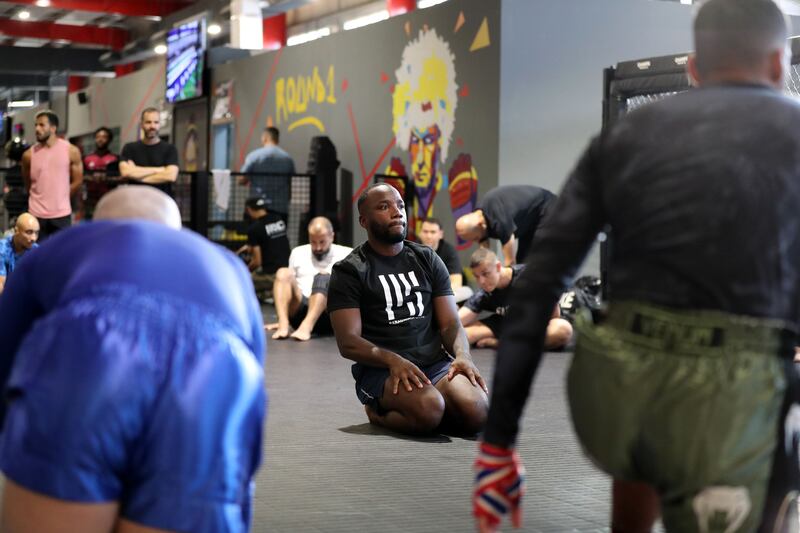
[290,327,312,341]
[475,337,499,349]
[265,322,279,331]
[271,324,291,339]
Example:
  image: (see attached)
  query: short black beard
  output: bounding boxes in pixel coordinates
[313,248,330,261]
[370,220,406,244]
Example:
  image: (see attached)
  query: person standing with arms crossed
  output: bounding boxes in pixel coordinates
[119,108,179,196]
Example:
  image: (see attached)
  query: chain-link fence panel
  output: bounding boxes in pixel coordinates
[625,91,683,113]
[785,63,800,98]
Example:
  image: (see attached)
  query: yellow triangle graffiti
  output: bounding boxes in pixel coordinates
[469,17,490,52]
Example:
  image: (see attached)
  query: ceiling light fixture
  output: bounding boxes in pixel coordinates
[207,23,222,35]
[287,27,331,46]
[8,100,35,108]
[35,0,51,6]
[680,0,692,4]
[18,10,31,20]
[418,0,447,8]
[343,10,389,31]
[154,43,167,55]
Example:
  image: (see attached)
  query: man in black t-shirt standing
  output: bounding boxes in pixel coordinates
[238,196,290,301]
[328,183,488,436]
[455,185,555,266]
[418,217,473,303]
[458,248,571,349]
[119,108,179,196]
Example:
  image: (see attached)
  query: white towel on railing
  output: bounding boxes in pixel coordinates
[211,169,231,211]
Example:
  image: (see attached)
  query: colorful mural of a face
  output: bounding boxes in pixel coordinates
[391,29,457,236]
[409,125,441,209]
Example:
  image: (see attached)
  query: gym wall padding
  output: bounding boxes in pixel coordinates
[211,0,500,249]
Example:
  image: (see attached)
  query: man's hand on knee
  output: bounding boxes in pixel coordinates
[388,357,431,394]
[447,358,489,393]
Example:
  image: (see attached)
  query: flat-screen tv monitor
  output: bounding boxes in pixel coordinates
[166,18,206,103]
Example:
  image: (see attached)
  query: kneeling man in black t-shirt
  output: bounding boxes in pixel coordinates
[328,184,488,435]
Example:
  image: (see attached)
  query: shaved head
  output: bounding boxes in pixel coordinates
[693,0,788,80]
[308,216,333,236]
[307,216,334,260]
[357,183,397,215]
[16,213,38,231]
[455,210,487,242]
[13,212,40,250]
[94,186,182,230]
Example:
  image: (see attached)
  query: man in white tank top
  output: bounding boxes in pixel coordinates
[21,110,83,239]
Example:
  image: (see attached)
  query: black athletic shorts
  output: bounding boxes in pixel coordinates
[352,357,452,410]
[289,296,332,334]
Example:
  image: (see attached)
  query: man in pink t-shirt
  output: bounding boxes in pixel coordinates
[21,110,83,239]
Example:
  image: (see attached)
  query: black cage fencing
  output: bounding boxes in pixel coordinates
[0,168,355,250]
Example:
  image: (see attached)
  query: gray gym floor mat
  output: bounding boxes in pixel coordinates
[0,312,625,532]
[254,313,618,532]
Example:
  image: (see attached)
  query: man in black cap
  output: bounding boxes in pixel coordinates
[237,196,290,301]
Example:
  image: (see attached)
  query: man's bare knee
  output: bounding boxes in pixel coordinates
[274,267,295,284]
[459,396,489,434]
[405,389,446,432]
[308,293,327,306]
[545,319,573,349]
[442,379,489,434]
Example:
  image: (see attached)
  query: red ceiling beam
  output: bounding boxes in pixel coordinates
[2,0,193,18]
[0,18,128,49]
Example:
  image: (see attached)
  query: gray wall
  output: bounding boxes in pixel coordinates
[66,60,168,144]
[8,61,168,148]
[499,0,693,272]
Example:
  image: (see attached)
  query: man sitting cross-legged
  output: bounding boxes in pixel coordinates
[267,216,351,341]
[458,247,572,350]
[328,183,488,435]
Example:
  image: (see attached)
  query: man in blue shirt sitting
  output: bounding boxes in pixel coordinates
[0,212,39,294]
[238,126,295,214]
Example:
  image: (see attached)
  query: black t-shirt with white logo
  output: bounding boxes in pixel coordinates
[464,264,526,317]
[247,212,290,274]
[120,140,179,196]
[328,240,454,367]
